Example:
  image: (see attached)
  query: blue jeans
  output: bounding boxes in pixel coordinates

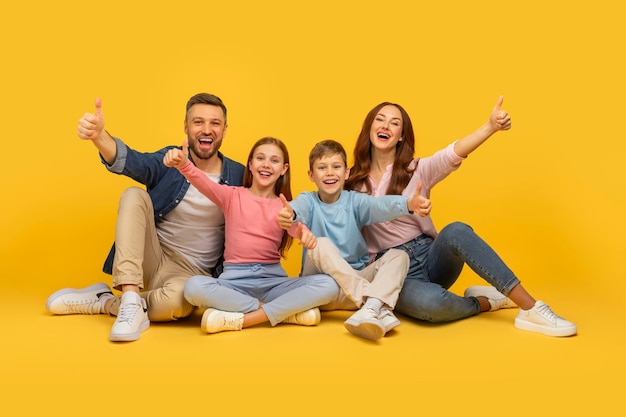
[183,263,339,325]
[377,222,520,323]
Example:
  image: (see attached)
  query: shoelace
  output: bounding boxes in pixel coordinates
[117,302,141,324]
[364,307,379,318]
[220,314,242,330]
[66,298,100,314]
[378,308,390,319]
[536,303,562,323]
[492,295,509,310]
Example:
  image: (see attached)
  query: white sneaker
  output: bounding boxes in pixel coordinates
[46,283,113,315]
[379,307,401,333]
[514,301,577,337]
[464,285,518,311]
[201,308,244,334]
[282,307,321,326]
[344,307,385,341]
[109,292,149,342]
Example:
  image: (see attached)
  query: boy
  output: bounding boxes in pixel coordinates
[278,140,431,340]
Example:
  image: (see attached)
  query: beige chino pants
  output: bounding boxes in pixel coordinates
[304,237,409,311]
[109,187,208,321]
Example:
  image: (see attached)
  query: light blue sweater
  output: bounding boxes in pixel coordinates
[290,190,410,271]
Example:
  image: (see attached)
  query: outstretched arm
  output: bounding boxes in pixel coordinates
[407,182,432,217]
[453,96,512,158]
[77,98,117,165]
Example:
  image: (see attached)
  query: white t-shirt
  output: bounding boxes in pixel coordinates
[157,173,225,271]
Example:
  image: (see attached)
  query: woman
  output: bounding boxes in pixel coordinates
[164,137,339,334]
[344,97,576,337]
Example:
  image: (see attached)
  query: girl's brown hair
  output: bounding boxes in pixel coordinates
[243,137,293,259]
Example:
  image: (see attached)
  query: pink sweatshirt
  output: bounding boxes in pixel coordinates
[361,142,465,259]
[178,160,286,264]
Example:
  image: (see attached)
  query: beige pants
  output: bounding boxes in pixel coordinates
[109,187,208,322]
[304,237,409,310]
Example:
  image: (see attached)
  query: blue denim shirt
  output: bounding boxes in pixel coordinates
[101,137,245,274]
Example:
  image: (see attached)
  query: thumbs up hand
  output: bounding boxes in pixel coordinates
[407,182,432,217]
[77,97,105,141]
[164,139,189,168]
[278,193,295,230]
[490,96,511,131]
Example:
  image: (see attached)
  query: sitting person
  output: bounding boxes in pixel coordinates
[344,97,576,337]
[278,139,432,341]
[46,93,245,342]
[163,137,340,334]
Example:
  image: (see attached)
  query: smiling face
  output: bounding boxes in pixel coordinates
[184,103,227,160]
[247,143,289,194]
[369,104,403,152]
[308,153,349,204]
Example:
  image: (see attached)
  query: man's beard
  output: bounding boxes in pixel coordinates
[188,136,221,160]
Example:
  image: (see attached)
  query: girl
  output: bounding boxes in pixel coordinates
[163,137,339,333]
[344,97,577,337]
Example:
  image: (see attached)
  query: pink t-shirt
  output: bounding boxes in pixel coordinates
[361,142,465,259]
[178,160,286,264]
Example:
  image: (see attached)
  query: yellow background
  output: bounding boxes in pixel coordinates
[1,0,623,415]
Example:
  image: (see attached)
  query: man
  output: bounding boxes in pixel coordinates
[46,93,245,342]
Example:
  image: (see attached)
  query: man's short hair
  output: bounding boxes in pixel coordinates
[185,93,227,124]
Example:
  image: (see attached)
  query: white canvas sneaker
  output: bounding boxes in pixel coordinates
[109,292,149,342]
[46,282,113,315]
[201,308,244,334]
[379,307,401,333]
[344,307,385,341]
[514,301,577,337]
[282,307,321,326]
[464,285,518,311]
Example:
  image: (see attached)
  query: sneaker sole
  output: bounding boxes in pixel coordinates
[46,282,112,313]
[344,319,385,341]
[514,318,577,337]
[109,320,150,342]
